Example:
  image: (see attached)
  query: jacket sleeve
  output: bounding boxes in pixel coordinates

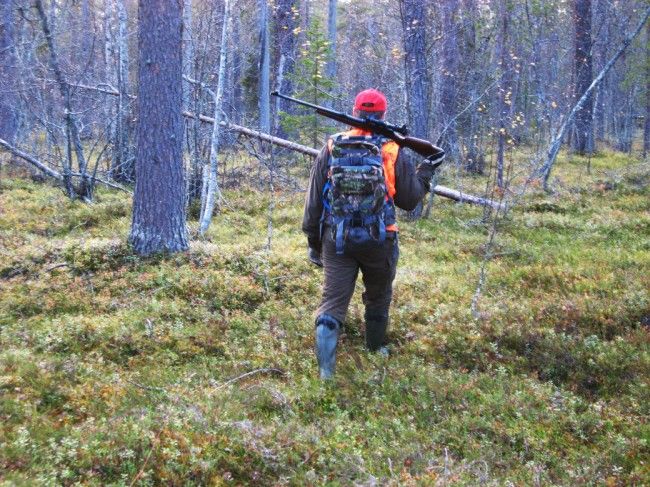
[302,145,330,249]
[393,150,436,211]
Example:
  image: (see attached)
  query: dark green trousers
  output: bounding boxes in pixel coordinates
[316,227,399,324]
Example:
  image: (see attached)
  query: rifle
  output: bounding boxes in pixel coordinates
[271,91,445,168]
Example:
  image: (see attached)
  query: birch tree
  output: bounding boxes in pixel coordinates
[197,0,231,235]
[259,0,271,133]
[35,0,92,200]
[495,0,513,189]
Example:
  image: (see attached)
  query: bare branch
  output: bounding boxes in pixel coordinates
[0,137,63,180]
[213,368,285,390]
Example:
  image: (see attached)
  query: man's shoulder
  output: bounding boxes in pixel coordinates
[382,139,399,150]
[381,139,400,158]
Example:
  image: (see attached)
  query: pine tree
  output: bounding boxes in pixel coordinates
[129,0,188,255]
[279,17,336,147]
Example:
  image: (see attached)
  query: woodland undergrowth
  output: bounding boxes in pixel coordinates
[0,151,648,485]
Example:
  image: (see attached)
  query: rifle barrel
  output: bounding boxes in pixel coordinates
[271,91,322,111]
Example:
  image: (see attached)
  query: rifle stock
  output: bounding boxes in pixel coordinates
[389,132,445,167]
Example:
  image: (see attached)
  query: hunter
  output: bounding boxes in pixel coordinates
[303,88,444,379]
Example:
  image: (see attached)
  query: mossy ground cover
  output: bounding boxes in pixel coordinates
[0,152,648,485]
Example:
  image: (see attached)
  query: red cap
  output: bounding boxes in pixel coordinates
[354,89,387,112]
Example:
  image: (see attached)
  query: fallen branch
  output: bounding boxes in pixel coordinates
[0,137,63,180]
[185,111,505,210]
[70,172,132,194]
[0,138,132,194]
[214,367,285,390]
[129,429,162,487]
[432,185,505,209]
[182,110,320,158]
[46,263,69,272]
[125,379,169,394]
[67,82,135,99]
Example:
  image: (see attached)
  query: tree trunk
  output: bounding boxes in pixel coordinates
[272,0,299,137]
[78,0,96,139]
[198,0,231,235]
[439,0,460,163]
[35,0,92,200]
[326,0,337,80]
[462,0,485,173]
[113,0,133,182]
[81,0,94,79]
[643,22,650,159]
[129,0,188,255]
[399,0,429,138]
[104,0,116,130]
[0,0,18,145]
[571,0,594,154]
[495,0,512,189]
[593,0,609,144]
[182,0,194,111]
[258,0,271,133]
[229,13,242,124]
[615,85,635,154]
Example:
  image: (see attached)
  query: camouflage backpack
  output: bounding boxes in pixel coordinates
[322,133,396,255]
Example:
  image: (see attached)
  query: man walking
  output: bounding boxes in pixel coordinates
[303,88,444,379]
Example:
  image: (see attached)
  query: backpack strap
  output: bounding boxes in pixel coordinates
[335,216,346,255]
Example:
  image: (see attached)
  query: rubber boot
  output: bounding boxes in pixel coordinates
[315,314,340,379]
[365,312,389,353]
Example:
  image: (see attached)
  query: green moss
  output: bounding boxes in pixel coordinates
[0,150,648,484]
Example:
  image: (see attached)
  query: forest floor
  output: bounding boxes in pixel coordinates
[0,151,649,485]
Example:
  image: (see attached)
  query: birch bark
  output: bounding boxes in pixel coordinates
[198,0,231,235]
[258,0,271,133]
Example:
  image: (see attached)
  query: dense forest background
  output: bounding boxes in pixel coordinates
[0,0,648,204]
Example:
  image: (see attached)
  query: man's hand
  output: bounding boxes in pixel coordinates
[416,151,445,184]
[420,150,445,170]
[308,246,323,267]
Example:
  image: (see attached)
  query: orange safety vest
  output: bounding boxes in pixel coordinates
[327,128,399,232]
